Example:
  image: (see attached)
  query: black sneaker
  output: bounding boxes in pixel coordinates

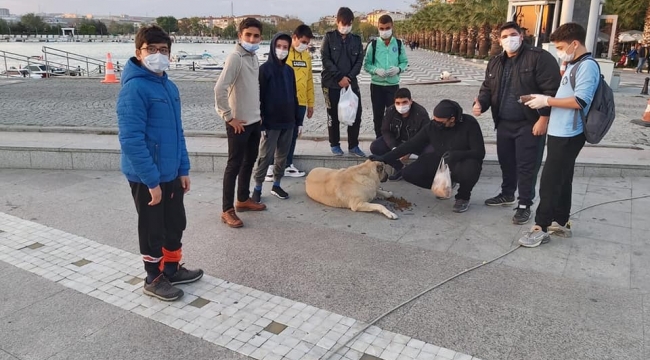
[485,194,516,207]
[388,169,403,181]
[271,185,289,199]
[512,205,531,225]
[168,264,204,285]
[143,274,184,301]
[252,189,262,203]
[452,199,470,213]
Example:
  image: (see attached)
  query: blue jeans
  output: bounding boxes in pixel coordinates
[636,58,647,73]
[270,106,306,167]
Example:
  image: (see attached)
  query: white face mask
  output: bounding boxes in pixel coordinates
[338,25,352,35]
[557,43,576,62]
[275,48,288,60]
[501,35,522,53]
[396,104,411,114]
[295,43,309,52]
[142,53,170,74]
[379,29,393,40]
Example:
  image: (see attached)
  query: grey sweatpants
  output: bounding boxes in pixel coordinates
[253,128,294,186]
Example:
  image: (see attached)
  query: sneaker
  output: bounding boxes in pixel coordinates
[168,264,204,285]
[271,185,289,199]
[284,164,306,178]
[252,189,262,203]
[349,146,367,158]
[143,274,184,301]
[485,194,516,207]
[388,169,403,181]
[264,165,274,182]
[512,205,532,225]
[452,199,470,213]
[548,221,572,238]
[331,146,344,156]
[518,225,550,248]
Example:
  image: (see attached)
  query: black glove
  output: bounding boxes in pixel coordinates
[369,154,386,163]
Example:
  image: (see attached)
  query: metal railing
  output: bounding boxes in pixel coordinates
[0,48,108,78]
[41,46,108,77]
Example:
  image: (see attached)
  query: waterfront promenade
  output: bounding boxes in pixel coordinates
[1,49,650,360]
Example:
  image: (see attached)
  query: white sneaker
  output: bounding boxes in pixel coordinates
[284,164,306,178]
[264,165,273,182]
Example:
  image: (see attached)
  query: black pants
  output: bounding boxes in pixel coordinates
[534,133,586,229]
[402,152,482,200]
[323,87,362,149]
[370,137,435,171]
[496,121,546,206]
[370,84,399,138]
[223,122,261,211]
[130,178,186,268]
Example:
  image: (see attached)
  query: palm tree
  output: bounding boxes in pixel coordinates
[645,3,650,44]
[604,0,646,54]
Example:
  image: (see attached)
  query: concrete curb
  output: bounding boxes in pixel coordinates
[3,144,649,178]
[0,125,644,150]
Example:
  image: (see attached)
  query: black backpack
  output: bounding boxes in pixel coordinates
[366,38,402,64]
[569,57,616,144]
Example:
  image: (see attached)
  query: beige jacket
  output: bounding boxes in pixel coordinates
[214,44,261,125]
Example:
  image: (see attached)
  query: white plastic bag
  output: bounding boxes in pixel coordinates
[432,158,452,199]
[337,87,358,126]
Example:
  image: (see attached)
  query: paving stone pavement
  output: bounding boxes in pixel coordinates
[0,169,648,360]
[0,212,479,360]
[2,50,650,146]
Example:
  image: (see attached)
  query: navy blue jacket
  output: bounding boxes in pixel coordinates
[259,33,301,130]
[117,57,190,189]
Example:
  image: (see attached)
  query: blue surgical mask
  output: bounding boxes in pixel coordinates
[241,41,259,53]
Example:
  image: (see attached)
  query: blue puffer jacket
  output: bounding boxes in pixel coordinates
[117,57,190,189]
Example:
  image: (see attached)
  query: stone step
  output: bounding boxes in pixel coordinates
[2,131,649,177]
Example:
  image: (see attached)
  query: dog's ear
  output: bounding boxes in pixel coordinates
[376,162,385,175]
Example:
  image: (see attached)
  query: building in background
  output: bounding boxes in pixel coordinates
[366,10,406,26]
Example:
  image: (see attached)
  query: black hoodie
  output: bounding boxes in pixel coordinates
[259,32,301,130]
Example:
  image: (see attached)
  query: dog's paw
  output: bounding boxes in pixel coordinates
[385,211,399,220]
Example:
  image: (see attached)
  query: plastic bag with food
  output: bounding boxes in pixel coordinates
[431,157,452,199]
[337,87,358,126]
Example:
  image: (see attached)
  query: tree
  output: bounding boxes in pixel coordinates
[277,17,303,33]
[359,23,378,41]
[222,23,237,39]
[261,21,279,40]
[78,23,96,36]
[0,19,9,34]
[21,13,46,34]
[156,16,179,34]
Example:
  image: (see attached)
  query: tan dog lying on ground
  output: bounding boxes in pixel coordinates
[305,160,398,219]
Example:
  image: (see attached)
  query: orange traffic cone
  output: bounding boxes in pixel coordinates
[631,98,650,127]
[101,53,119,84]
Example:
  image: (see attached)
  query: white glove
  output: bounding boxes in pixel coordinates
[525,94,550,109]
[387,66,400,76]
[298,126,303,136]
[374,68,387,77]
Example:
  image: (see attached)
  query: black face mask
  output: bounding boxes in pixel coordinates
[432,121,444,129]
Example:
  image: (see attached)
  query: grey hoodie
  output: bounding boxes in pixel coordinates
[214,43,261,125]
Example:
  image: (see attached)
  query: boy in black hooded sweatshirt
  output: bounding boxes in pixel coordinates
[252,33,301,202]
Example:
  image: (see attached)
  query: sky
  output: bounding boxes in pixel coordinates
[3,0,415,24]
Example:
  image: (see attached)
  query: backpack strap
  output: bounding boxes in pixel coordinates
[371,39,377,65]
[568,56,601,130]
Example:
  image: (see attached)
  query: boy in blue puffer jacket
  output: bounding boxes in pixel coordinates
[117,25,203,302]
[251,33,301,201]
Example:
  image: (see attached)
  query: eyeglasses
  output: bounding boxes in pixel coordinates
[140,46,170,55]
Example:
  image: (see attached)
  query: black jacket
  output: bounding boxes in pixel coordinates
[476,45,561,128]
[320,30,364,90]
[383,114,486,165]
[259,33,300,130]
[381,101,429,149]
